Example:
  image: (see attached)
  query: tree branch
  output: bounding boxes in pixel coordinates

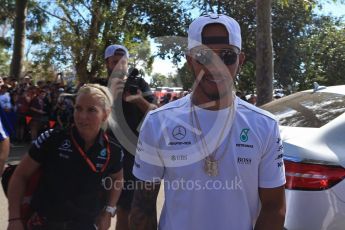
[80,0,92,12]
[57,3,80,36]
[34,4,71,27]
[69,2,90,26]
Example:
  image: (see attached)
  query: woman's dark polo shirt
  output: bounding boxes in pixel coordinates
[28,127,123,221]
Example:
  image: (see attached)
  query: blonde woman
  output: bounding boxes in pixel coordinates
[7,84,123,230]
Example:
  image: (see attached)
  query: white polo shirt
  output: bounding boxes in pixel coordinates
[133,94,285,230]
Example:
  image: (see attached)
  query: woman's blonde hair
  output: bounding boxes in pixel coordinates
[77,83,113,130]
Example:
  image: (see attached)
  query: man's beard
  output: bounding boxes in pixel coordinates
[205,91,221,100]
[200,81,232,101]
[196,72,234,101]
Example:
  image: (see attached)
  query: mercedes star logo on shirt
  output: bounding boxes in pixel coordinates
[172,126,187,140]
[61,139,71,149]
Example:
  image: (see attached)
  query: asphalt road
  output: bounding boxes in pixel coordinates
[0,143,164,230]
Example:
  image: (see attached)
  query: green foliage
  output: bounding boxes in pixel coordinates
[23,60,56,83]
[0,0,16,23]
[0,48,10,75]
[29,0,191,82]
[176,62,193,90]
[168,72,182,87]
[150,72,183,88]
[127,39,153,75]
[299,16,345,89]
[0,0,49,79]
[150,73,168,88]
[0,0,48,44]
[192,0,345,93]
[135,1,192,64]
[2,0,345,90]
[0,37,11,48]
[272,0,314,90]
[0,0,14,76]
[236,61,256,94]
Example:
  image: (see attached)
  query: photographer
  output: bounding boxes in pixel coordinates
[103,44,156,230]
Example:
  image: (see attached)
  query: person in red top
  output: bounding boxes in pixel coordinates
[15,90,31,142]
[28,90,48,140]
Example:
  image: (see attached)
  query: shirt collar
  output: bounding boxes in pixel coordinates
[71,126,106,149]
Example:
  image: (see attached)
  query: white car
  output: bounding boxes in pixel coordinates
[273,88,285,98]
[261,85,345,230]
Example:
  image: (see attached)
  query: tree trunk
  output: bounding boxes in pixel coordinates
[9,0,28,80]
[256,0,273,106]
[74,0,105,83]
[75,59,89,83]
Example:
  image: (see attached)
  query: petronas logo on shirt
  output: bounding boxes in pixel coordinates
[240,129,250,142]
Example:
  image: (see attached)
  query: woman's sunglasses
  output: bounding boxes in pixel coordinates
[192,48,240,66]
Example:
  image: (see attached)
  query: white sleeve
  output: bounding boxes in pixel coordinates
[0,119,9,141]
[258,121,286,188]
[133,113,164,182]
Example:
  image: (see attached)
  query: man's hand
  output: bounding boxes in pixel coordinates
[124,89,157,113]
[95,211,112,230]
[254,186,286,230]
[129,180,160,230]
[109,78,125,101]
[123,89,144,103]
[110,77,156,113]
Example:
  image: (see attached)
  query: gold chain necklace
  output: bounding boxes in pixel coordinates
[190,96,235,177]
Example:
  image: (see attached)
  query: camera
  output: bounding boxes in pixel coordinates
[125,67,141,95]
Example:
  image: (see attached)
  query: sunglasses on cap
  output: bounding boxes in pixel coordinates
[192,48,240,66]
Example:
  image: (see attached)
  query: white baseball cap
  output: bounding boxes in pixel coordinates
[104,44,129,59]
[188,13,242,50]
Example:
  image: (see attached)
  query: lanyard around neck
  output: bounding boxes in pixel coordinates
[70,131,110,173]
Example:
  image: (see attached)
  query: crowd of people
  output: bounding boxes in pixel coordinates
[0,75,74,143]
[1,12,285,230]
[0,74,190,146]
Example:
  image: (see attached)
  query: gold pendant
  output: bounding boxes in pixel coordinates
[204,157,218,177]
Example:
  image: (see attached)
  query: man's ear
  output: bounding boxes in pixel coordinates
[239,52,245,66]
[234,52,245,78]
[186,52,192,66]
[186,53,195,74]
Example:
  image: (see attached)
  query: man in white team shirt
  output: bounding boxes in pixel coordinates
[130,13,286,230]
